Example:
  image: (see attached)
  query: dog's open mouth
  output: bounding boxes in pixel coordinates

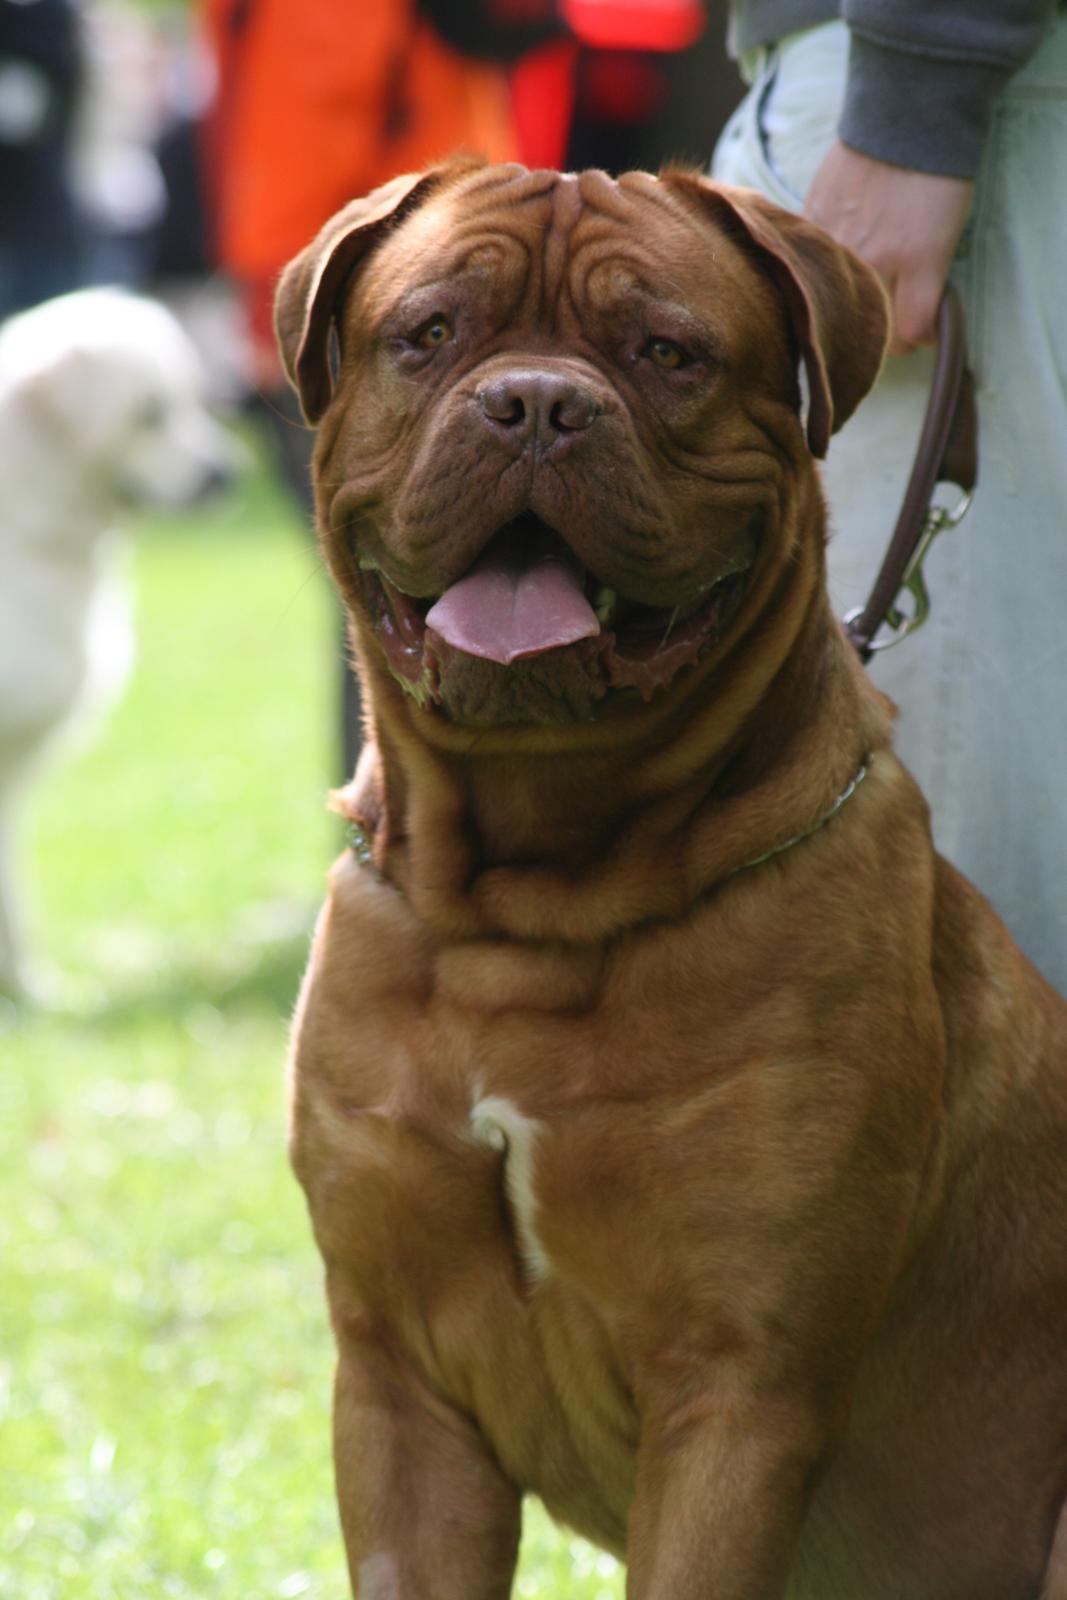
[358,514,749,724]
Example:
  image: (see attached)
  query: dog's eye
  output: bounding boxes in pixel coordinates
[415,316,454,350]
[646,337,687,371]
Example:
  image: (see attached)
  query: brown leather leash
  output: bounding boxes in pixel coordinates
[844,286,979,663]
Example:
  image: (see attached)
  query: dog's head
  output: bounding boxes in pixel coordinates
[276,163,888,731]
[3,288,235,513]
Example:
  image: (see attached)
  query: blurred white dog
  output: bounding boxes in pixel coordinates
[0,287,235,997]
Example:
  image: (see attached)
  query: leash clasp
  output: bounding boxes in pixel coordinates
[845,486,973,654]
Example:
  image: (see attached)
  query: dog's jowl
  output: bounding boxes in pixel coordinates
[277,163,1067,1600]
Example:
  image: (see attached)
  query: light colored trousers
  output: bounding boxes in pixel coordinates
[713,19,1067,994]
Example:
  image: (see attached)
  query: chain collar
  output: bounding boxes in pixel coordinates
[733,756,870,879]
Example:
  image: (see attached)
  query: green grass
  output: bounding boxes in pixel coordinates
[0,441,623,1598]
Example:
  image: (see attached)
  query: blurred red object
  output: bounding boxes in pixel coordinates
[581,49,666,122]
[511,38,579,168]
[202,0,516,282]
[561,0,705,51]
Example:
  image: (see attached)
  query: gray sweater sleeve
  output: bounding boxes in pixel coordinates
[839,0,1058,176]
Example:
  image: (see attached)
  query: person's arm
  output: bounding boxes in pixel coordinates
[804,0,1056,352]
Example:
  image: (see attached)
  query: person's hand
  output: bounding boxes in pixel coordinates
[803,141,974,356]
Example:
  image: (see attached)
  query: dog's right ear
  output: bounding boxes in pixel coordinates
[660,171,890,458]
[274,166,456,424]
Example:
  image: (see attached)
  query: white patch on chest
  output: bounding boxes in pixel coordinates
[469,1095,549,1283]
[358,1552,399,1597]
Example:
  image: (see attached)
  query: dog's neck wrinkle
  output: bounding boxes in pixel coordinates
[714,590,868,803]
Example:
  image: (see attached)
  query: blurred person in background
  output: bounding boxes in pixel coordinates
[75,0,170,288]
[712,0,1067,993]
[0,0,237,362]
[0,0,86,314]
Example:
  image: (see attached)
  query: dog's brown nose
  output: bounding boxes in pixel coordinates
[477,370,600,450]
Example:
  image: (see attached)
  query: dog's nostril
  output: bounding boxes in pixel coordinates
[549,394,598,433]
[479,382,527,427]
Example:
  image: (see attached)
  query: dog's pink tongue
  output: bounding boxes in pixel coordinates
[425,533,599,665]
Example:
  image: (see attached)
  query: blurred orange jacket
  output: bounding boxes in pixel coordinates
[203,0,518,282]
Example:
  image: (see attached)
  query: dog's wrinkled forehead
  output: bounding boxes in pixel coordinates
[350,166,777,353]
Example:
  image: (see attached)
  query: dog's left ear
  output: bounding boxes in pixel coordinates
[274,163,476,424]
[662,172,890,457]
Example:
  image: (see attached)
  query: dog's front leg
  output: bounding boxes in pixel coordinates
[626,1376,832,1600]
[332,1324,521,1599]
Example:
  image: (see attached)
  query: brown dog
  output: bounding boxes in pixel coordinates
[275,162,1067,1599]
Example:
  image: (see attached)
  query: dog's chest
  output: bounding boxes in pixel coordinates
[289,860,966,1552]
[292,926,620,1301]
[290,883,658,1536]
[291,856,803,1319]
